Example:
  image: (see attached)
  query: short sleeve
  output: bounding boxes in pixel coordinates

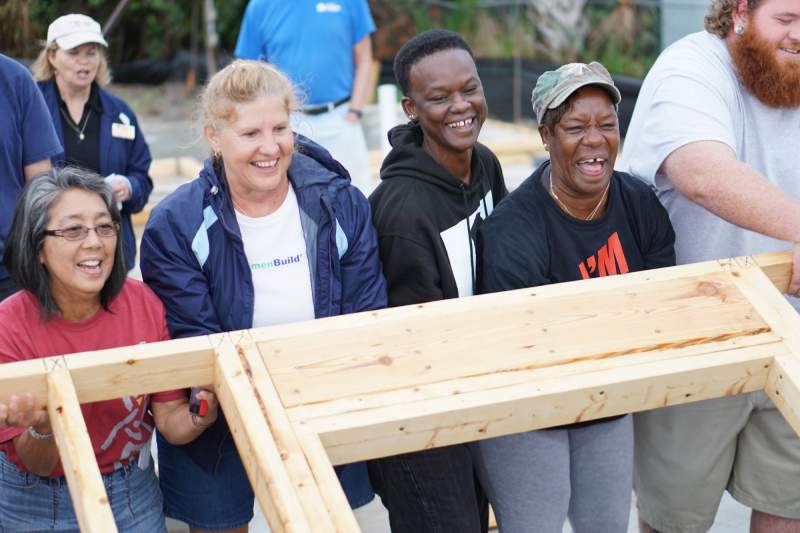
[641,190,677,270]
[0,299,32,444]
[620,36,740,187]
[234,1,265,59]
[350,0,376,44]
[19,69,61,165]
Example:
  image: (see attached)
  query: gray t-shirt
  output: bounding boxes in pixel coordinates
[619,31,800,265]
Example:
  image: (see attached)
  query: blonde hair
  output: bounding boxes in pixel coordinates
[30,41,111,86]
[704,0,762,38]
[201,59,302,132]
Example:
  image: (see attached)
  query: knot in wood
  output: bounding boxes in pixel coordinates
[697,281,721,297]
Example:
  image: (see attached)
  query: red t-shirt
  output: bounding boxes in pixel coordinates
[0,279,183,475]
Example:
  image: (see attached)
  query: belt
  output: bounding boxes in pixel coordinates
[302,96,350,115]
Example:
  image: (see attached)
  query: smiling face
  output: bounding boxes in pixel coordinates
[730,0,800,106]
[206,95,293,216]
[402,48,487,164]
[540,85,619,199]
[49,43,100,92]
[739,0,800,61]
[39,188,116,317]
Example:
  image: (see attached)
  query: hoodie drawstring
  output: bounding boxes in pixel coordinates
[459,182,477,293]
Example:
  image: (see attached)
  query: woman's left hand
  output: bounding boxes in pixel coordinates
[104,174,131,204]
[192,386,219,427]
[0,393,49,429]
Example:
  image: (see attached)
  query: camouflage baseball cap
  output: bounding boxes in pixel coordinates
[531,62,621,124]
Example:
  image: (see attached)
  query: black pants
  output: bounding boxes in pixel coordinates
[368,444,489,533]
[0,277,18,303]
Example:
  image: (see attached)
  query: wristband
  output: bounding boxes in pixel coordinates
[348,108,363,119]
[27,426,53,440]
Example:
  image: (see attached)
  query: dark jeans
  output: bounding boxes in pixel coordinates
[0,277,18,303]
[368,444,489,533]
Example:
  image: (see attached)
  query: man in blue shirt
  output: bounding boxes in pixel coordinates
[0,54,62,301]
[235,0,376,192]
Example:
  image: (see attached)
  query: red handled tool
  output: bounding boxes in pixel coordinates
[189,387,208,417]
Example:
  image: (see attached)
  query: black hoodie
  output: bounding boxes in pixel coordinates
[369,123,508,307]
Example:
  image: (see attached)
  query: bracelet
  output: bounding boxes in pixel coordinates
[348,108,363,119]
[27,426,53,440]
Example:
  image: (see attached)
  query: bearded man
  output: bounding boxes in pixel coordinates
[620,0,800,532]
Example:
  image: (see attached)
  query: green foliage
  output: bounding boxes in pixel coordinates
[23,0,247,62]
[377,0,661,78]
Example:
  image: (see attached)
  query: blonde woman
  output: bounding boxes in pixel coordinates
[31,14,152,271]
[140,60,387,532]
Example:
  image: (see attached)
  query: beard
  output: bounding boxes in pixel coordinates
[730,27,800,108]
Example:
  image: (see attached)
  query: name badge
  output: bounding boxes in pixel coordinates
[112,123,136,140]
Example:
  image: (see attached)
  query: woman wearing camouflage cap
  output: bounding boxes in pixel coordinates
[473,62,676,532]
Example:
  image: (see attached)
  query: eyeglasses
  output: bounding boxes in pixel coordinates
[43,223,120,241]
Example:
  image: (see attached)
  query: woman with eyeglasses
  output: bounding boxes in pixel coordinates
[0,167,218,533]
[30,13,153,271]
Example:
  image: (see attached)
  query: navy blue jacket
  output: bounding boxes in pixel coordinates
[140,135,387,507]
[38,80,153,271]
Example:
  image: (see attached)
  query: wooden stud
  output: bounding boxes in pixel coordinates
[296,429,361,533]
[0,334,217,408]
[238,335,336,532]
[213,334,312,533]
[726,256,800,432]
[289,333,782,423]
[767,356,800,437]
[46,359,118,533]
[262,271,766,409]
[305,346,775,465]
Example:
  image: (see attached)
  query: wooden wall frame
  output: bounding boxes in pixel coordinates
[2,251,799,532]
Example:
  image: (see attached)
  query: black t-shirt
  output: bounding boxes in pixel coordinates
[479,161,675,291]
[58,82,102,173]
[477,161,676,427]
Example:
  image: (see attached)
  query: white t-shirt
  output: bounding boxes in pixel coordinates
[619,31,800,265]
[236,187,315,328]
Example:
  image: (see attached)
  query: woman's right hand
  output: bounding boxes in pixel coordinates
[0,393,50,430]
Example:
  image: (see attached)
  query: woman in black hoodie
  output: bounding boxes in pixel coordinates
[367,29,507,533]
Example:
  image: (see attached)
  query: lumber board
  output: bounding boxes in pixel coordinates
[726,256,800,434]
[767,356,800,437]
[46,360,118,533]
[288,333,784,422]
[0,250,797,533]
[748,250,792,294]
[0,334,217,408]
[214,334,312,533]
[261,270,768,408]
[296,429,361,533]
[307,346,777,464]
[237,336,336,532]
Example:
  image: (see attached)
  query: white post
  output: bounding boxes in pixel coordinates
[378,84,398,157]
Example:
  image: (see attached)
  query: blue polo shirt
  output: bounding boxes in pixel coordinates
[234,0,375,105]
[0,54,62,281]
